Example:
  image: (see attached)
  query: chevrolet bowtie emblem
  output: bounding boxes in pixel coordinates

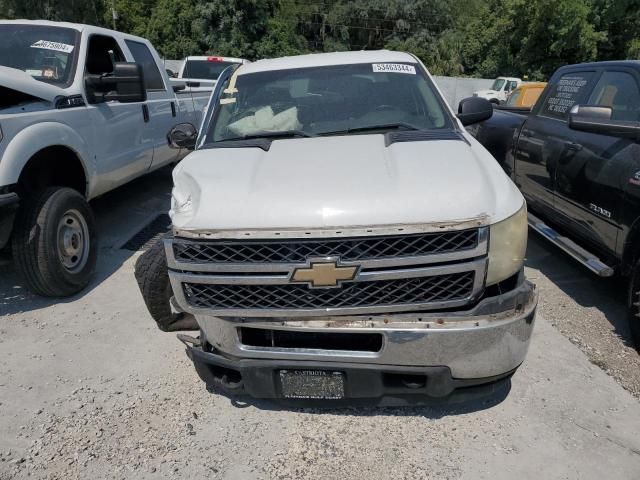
[291,260,358,288]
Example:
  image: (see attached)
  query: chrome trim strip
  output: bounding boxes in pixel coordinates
[168,258,487,318]
[172,217,489,240]
[172,258,486,285]
[165,227,488,273]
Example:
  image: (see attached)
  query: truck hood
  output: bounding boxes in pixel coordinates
[0,65,66,103]
[170,133,523,234]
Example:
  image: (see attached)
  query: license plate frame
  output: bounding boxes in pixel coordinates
[279,369,345,400]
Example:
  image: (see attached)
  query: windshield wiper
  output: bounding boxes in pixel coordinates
[224,130,317,141]
[320,122,423,136]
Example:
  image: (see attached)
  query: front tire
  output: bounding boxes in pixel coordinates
[12,187,97,297]
[627,261,640,351]
[134,236,198,331]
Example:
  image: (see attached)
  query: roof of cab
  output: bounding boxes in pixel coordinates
[237,50,418,75]
[555,60,640,73]
[185,56,248,63]
[0,19,151,43]
[518,82,547,89]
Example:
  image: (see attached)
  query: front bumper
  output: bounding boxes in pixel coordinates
[0,192,19,249]
[187,279,537,403]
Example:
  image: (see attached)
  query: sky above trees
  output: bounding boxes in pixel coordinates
[1,0,639,79]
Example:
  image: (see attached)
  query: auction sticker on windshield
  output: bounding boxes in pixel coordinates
[30,40,75,54]
[372,63,416,74]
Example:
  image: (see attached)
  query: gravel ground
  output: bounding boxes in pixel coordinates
[1,171,640,479]
[525,235,640,398]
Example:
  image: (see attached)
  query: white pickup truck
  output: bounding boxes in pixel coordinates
[0,20,210,297]
[143,51,538,405]
[178,55,249,92]
[473,76,522,104]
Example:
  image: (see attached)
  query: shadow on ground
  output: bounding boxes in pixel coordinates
[525,231,630,344]
[0,167,173,316]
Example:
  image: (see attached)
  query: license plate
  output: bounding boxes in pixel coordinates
[279,370,345,399]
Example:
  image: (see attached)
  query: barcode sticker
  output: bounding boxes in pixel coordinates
[372,63,416,74]
[30,40,75,54]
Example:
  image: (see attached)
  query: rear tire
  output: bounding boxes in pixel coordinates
[12,187,97,297]
[627,261,640,351]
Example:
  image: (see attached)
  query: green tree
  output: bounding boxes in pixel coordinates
[192,0,279,58]
[594,0,640,59]
[106,0,155,36]
[144,0,200,58]
[458,0,606,79]
[0,0,105,24]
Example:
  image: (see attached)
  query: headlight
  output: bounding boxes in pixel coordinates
[486,203,527,285]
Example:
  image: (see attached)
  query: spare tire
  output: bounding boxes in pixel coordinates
[134,235,197,331]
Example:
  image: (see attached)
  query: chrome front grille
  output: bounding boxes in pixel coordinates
[167,227,488,317]
[173,229,479,265]
[183,271,475,311]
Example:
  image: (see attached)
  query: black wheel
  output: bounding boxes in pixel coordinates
[489,98,500,105]
[627,262,640,351]
[12,187,97,297]
[134,236,197,332]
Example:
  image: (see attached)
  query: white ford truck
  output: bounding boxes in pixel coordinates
[149,51,538,405]
[0,20,210,297]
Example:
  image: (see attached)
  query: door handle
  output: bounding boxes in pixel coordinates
[567,141,582,152]
[142,104,149,123]
[170,101,176,117]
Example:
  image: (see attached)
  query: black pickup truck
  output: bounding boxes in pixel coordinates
[467,60,640,349]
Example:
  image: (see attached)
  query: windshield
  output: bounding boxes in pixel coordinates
[183,60,240,80]
[0,24,79,86]
[490,78,506,91]
[206,62,451,143]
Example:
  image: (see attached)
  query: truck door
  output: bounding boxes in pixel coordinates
[124,40,179,170]
[513,69,596,219]
[554,69,640,257]
[84,34,153,191]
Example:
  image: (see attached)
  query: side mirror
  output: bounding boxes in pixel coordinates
[569,104,640,140]
[168,123,198,150]
[85,62,146,104]
[457,97,493,126]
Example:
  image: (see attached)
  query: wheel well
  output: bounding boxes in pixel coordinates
[17,146,87,197]
[621,219,640,277]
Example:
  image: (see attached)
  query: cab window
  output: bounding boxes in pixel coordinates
[587,71,640,121]
[125,40,165,91]
[540,71,595,120]
[85,35,124,76]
